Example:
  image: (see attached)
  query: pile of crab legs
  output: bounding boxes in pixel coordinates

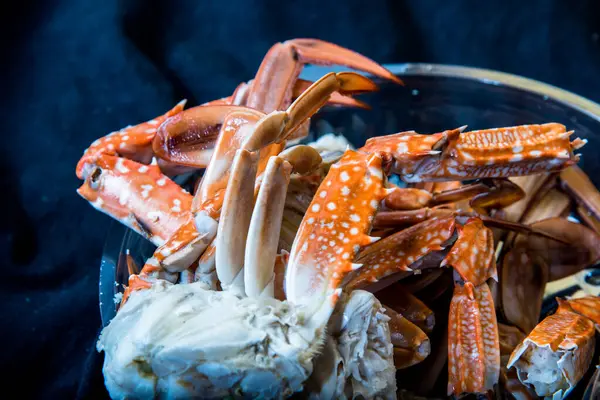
[77,38,600,399]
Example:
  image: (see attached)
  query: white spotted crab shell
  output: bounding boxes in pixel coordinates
[97,281,396,399]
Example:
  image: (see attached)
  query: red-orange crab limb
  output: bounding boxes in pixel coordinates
[361,123,585,182]
[245,38,402,114]
[382,178,525,214]
[202,78,370,110]
[77,155,192,247]
[76,101,186,179]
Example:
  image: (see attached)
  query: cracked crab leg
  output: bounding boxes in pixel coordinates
[507,301,596,398]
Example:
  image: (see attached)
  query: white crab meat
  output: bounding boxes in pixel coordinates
[97,281,396,399]
[306,290,397,399]
[507,310,595,399]
[308,133,354,154]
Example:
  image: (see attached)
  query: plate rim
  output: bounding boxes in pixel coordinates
[304,62,600,123]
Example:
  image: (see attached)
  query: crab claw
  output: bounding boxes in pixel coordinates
[152,105,262,169]
[246,38,401,113]
[293,78,371,109]
[285,149,387,328]
[76,101,186,179]
[77,155,192,246]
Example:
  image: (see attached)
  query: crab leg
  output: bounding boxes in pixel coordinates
[194,242,218,290]
[384,306,431,369]
[447,282,500,396]
[215,149,260,293]
[382,187,433,210]
[245,146,322,297]
[373,208,454,228]
[139,72,377,283]
[441,218,497,284]
[500,247,549,334]
[363,124,584,182]
[254,71,378,179]
[576,205,600,234]
[560,165,600,220]
[349,216,456,289]
[76,101,186,179]
[501,173,555,222]
[243,156,292,297]
[375,285,435,333]
[518,187,571,226]
[561,296,600,326]
[152,105,259,172]
[512,217,600,282]
[293,78,370,109]
[211,116,291,290]
[273,251,289,301]
[382,178,524,219]
[440,220,501,396]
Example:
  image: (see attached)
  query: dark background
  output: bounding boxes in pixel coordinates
[2,0,600,398]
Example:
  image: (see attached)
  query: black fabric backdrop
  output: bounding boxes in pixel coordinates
[2,0,600,398]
